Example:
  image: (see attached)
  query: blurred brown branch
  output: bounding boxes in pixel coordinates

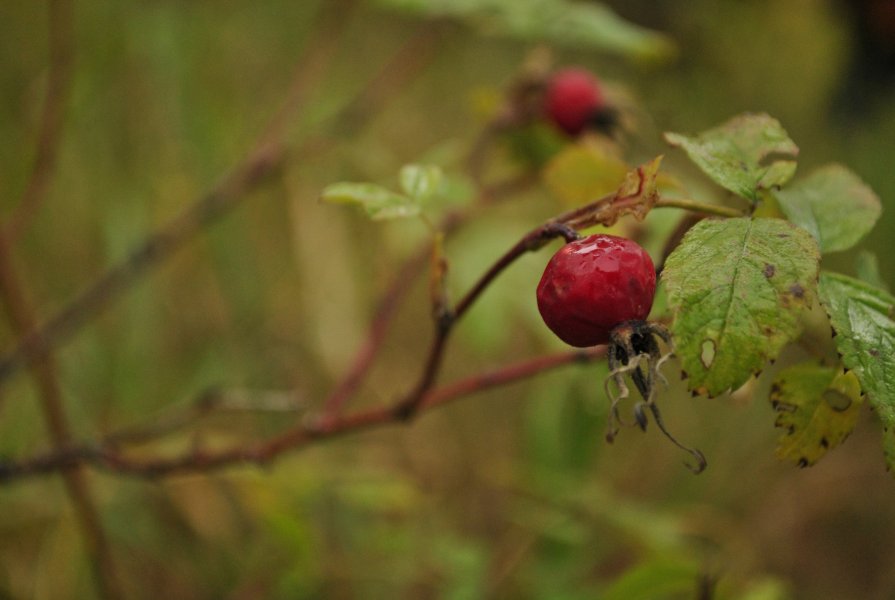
[0,16,448,389]
[0,346,605,482]
[0,1,123,596]
[6,0,75,242]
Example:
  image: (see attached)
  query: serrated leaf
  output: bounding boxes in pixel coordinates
[770,365,862,467]
[399,163,443,201]
[664,113,799,203]
[818,272,895,465]
[542,143,628,207]
[662,217,820,396]
[375,0,675,61]
[774,164,881,253]
[321,182,419,220]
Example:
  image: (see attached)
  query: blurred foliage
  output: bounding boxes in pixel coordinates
[1,0,895,598]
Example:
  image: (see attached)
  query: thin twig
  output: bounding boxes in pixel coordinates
[0,17,448,388]
[0,347,605,482]
[0,1,122,595]
[104,388,304,447]
[654,197,744,219]
[6,0,75,242]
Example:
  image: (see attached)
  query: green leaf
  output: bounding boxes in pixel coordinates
[855,250,890,293]
[602,557,701,600]
[321,182,419,220]
[662,217,820,396]
[770,365,863,467]
[884,428,895,476]
[664,113,798,203]
[774,164,881,253]
[818,271,895,470]
[399,163,443,201]
[542,143,628,207]
[375,0,675,61]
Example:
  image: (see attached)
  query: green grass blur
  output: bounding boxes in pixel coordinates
[1,1,894,598]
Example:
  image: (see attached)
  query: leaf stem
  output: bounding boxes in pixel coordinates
[654,198,745,218]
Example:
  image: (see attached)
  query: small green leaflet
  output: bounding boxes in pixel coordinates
[662,217,819,396]
[770,365,862,467]
[375,0,675,61]
[320,182,420,220]
[818,271,895,472]
[399,164,443,201]
[664,113,798,203]
[774,164,881,253]
[321,164,444,221]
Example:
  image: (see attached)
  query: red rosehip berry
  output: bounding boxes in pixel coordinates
[544,68,607,136]
[536,234,656,347]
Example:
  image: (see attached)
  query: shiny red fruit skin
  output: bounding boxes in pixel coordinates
[537,234,656,347]
[544,68,605,136]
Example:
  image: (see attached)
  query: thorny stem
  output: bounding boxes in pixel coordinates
[0,235,123,598]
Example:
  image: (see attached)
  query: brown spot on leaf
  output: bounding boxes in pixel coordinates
[823,389,852,412]
[763,263,776,278]
[789,283,805,298]
[820,437,829,449]
[870,348,880,357]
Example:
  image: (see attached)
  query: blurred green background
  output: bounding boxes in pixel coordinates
[1,0,894,598]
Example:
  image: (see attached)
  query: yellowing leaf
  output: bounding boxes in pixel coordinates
[542,143,628,207]
[770,365,863,467]
[559,156,663,231]
[819,271,895,474]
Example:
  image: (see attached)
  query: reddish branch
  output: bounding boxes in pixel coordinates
[0,1,124,596]
[0,233,123,598]
[0,346,604,482]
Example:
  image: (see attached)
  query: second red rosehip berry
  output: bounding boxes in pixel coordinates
[536,234,656,347]
[544,68,607,136]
